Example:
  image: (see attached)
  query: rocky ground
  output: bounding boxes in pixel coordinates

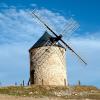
[0,94,65,100]
[0,94,97,100]
[0,94,96,100]
[0,85,99,100]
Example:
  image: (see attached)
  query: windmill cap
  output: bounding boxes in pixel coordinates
[29,31,65,52]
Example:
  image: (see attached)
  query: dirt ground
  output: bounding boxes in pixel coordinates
[0,94,95,100]
[0,94,65,100]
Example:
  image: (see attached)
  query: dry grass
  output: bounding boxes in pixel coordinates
[0,94,65,100]
[0,85,68,97]
[0,85,99,99]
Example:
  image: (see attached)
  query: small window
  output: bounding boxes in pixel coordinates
[31,61,33,66]
[30,52,33,55]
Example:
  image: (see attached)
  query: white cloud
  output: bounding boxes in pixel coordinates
[0,7,70,44]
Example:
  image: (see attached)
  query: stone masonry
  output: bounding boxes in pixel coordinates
[29,46,68,86]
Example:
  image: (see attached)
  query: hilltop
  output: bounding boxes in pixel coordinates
[0,85,100,99]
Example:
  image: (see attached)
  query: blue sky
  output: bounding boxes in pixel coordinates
[0,0,100,87]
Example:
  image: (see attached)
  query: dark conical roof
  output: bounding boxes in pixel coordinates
[29,31,65,51]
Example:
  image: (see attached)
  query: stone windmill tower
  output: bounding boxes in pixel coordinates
[29,31,67,85]
[29,11,87,86]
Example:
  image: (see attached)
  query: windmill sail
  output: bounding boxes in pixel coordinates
[61,18,79,36]
[30,10,87,65]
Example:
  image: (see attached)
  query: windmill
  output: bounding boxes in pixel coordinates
[29,10,87,86]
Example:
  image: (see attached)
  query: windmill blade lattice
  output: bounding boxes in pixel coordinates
[30,10,87,65]
[61,18,79,37]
